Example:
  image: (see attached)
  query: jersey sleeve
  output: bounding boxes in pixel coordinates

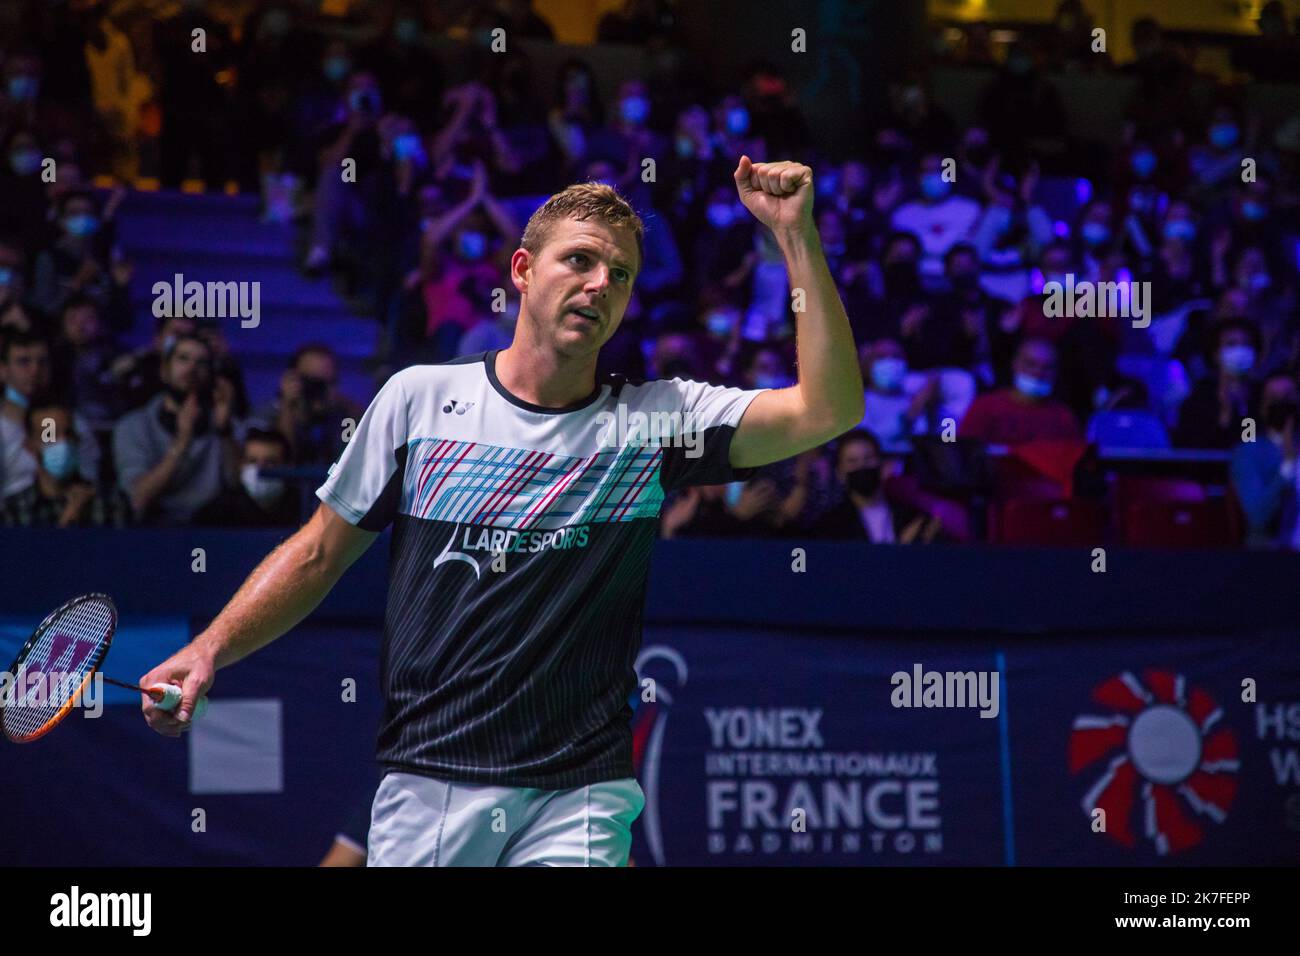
[658,377,767,492]
[315,372,410,531]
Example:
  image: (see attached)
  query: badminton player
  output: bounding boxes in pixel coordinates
[140,156,864,866]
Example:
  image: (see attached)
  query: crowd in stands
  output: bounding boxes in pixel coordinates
[2,0,1299,549]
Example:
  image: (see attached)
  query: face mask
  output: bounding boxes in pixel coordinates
[392,132,424,161]
[1243,271,1271,292]
[5,384,29,409]
[1219,345,1256,374]
[725,107,749,136]
[620,95,650,125]
[1265,398,1299,432]
[1080,221,1110,246]
[872,356,907,391]
[41,441,77,481]
[1130,151,1157,178]
[674,135,694,159]
[0,266,14,290]
[241,462,285,507]
[9,149,40,176]
[1163,219,1195,241]
[704,311,734,336]
[1208,123,1239,150]
[457,230,487,261]
[7,76,39,101]
[920,173,950,201]
[63,214,99,238]
[323,57,351,83]
[1240,200,1267,222]
[846,466,882,497]
[348,88,380,114]
[706,203,737,230]
[1015,372,1053,399]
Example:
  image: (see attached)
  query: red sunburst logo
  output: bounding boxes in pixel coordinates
[1069,669,1239,854]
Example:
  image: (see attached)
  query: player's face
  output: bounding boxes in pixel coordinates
[514,217,639,358]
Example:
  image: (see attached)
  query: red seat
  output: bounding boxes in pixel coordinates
[1120,499,1235,548]
[990,498,1106,546]
[1115,477,1222,547]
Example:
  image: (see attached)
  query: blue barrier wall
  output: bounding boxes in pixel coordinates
[2,530,1298,865]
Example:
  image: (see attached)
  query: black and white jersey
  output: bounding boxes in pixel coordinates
[316,349,766,789]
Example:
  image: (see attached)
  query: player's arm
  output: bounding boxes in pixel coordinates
[140,502,376,733]
[728,157,865,470]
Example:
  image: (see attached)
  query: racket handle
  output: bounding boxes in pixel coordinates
[149,683,209,720]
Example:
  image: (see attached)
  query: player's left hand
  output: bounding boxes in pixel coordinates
[733,156,814,235]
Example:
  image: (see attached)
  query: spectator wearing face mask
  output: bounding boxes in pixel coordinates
[547,58,606,179]
[0,330,100,496]
[975,41,1068,163]
[1,398,127,528]
[402,161,518,361]
[1231,372,1300,549]
[51,296,121,428]
[1188,107,1249,197]
[866,231,928,344]
[359,6,444,131]
[194,428,298,527]
[1173,319,1263,449]
[970,157,1054,304]
[251,344,363,467]
[1230,1,1300,84]
[1072,198,1117,283]
[666,105,722,233]
[1143,201,1211,314]
[112,334,243,526]
[694,184,755,302]
[30,189,131,323]
[0,240,36,334]
[659,478,784,540]
[959,337,1082,445]
[859,339,935,446]
[153,0,237,189]
[739,344,795,393]
[808,430,942,543]
[0,130,50,255]
[302,71,395,274]
[890,153,982,287]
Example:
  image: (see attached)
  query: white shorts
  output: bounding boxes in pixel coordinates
[367,771,645,867]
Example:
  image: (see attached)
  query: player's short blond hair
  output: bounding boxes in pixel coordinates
[520,182,645,273]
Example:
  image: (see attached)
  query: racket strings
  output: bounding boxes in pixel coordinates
[3,597,113,741]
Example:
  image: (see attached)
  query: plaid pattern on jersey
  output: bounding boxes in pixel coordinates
[403,436,665,529]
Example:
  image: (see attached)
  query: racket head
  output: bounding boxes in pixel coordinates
[1,593,116,743]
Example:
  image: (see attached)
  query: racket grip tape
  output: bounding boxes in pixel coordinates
[149,683,209,720]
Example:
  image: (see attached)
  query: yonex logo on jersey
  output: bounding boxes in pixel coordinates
[442,399,475,415]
